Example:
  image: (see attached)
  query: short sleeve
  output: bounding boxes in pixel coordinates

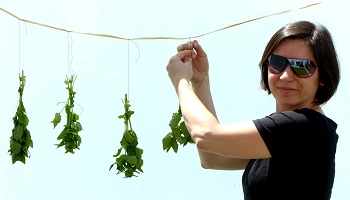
[252,109,337,159]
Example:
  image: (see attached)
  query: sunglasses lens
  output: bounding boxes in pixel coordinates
[267,54,317,78]
[289,60,316,78]
[267,54,287,74]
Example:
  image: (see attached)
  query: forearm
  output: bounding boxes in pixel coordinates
[191,76,218,119]
[177,79,218,138]
[177,79,226,167]
[187,77,249,170]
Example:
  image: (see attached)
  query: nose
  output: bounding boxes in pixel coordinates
[279,64,294,80]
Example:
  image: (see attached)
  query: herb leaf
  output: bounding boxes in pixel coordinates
[52,75,83,154]
[110,94,144,178]
[8,70,33,164]
[162,106,194,153]
[51,113,61,128]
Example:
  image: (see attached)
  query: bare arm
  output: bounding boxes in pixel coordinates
[192,76,250,170]
[167,41,270,170]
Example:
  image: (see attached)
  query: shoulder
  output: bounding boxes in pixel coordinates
[254,108,337,130]
[253,108,338,157]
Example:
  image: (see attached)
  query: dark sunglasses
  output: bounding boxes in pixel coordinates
[267,54,317,78]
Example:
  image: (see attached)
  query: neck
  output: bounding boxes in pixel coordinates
[276,102,324,115]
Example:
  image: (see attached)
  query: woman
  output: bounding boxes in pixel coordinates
[166,21,340,199]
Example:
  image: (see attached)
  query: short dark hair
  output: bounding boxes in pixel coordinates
[259,21,340,105]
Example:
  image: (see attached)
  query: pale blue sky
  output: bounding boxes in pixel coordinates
[0,0,349,199]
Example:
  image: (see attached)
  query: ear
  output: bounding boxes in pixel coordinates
[319,81,324,86]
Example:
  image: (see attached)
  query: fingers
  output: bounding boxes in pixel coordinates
[167,50,193,74]
[177,40,206,59]
[192,40,207,58]
[177,42,193,52]
[171,49,195,63]
[167,50,193,84]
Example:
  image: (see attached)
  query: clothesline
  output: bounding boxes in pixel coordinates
[0,2,322,40]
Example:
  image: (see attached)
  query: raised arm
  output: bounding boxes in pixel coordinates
[167,41,270,170]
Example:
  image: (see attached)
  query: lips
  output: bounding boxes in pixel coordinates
[277,86,297,92]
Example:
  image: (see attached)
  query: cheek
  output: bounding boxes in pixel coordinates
[267,72,277,89]
[299,77,319,94]
[309,71,322,90]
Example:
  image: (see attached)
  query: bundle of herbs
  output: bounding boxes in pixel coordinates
[162,106,194,153]
[110,94,144,178]
[51,75,83,154]
[9,70,33,164]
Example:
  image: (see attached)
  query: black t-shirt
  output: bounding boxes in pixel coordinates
[242,108,338,200]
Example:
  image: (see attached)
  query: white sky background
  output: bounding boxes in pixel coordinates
[0,0,349,199]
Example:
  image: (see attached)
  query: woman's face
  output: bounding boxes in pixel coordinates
[268,39,322,112]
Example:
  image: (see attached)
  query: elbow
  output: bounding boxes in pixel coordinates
[190,128,221,170]
[193,131,217,169]
[195,137,208,152]
[200,162,211,169]
[189,123,217,153]
[191,127,212,152]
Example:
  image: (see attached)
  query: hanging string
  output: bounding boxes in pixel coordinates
[67,32,70,76]
[18,21,29,75]
[14,20,22,116]
[127,39,130,98]
[129,40,140,62]
[18,20,21,75]
[67,31,83,115]
[0,2,323,41]
[126,39,141,98]
[67,32,75,76]
[24,22,28,36]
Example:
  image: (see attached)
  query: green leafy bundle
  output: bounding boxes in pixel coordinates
[162,106,194,153]
[110,94,144,178]
[9,70,33,164]
[51,75,83,154]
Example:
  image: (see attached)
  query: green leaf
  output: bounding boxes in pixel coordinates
[76,122,83,131]
[179,122,189,136]
[109,163,116,171]
[17,111,29,126]
[173,128,184,144]
[124,130,137,144]
[113,148,123,157]
[57,129,68,140]
[136,159,144,172]
[26,133,34,148]
[125,169,134,178]
[75,134,82,147]
[73,113,79,121]
[13,125,24,141]
[169,112,181,129]
[18,101,26,113]
[135,147,143,159]
[116,155,126,165]
[10,140,22,155]
[171,139,179,153]
[162,133,173,151]
[125,156,138,165]
[180,121,194,144]
[12,154,26,164]
[51,113,61,128]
